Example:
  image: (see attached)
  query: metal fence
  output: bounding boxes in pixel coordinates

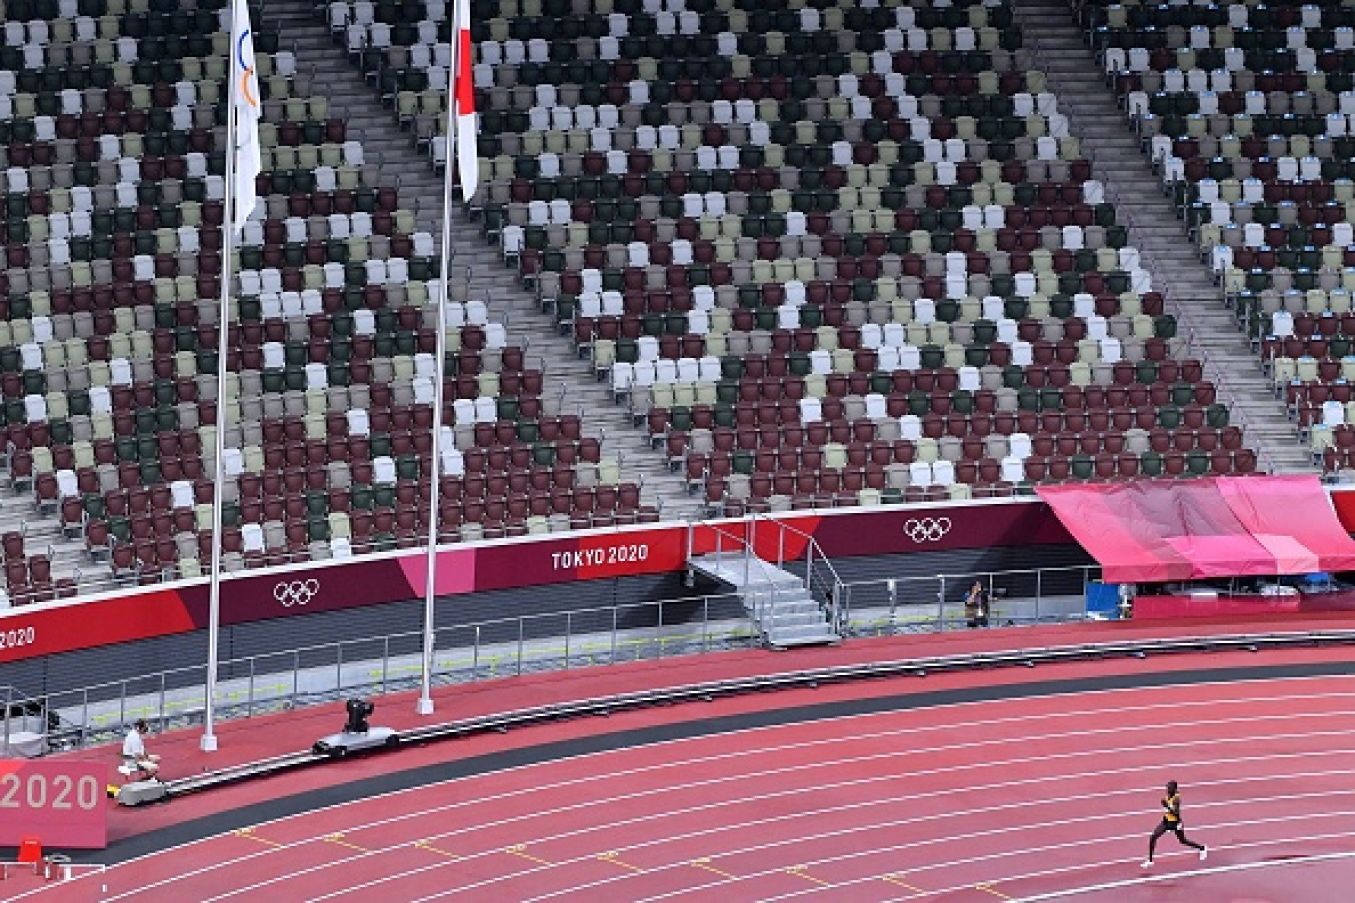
[2,564,1100,755]
[3,591,757,753]
[836,564,1101,636]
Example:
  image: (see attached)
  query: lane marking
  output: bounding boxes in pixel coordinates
[413,840,459,860]
[598,851,643,873]
[1011,848,1355,902]
[108,675,1355,900]
[759,822,1355,902]
[324,832,369,853]
[787,865,831,887]
[882,874,926,893]
[977,882,1013,899]
[259,724,1355,903]
[341,756,1355,903]
[506,844,552,865]
[515,763,1355,901]
[643,807,1355,902]
[102,677,1355,902]
[231,828,284,848]
[690,858,738,879]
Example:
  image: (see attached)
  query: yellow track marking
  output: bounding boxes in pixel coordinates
[324,832,370,852]
[788,864,831,887]
[882,873,928,893]
[506,843,553,865]
[413,840,460,860]
[690,857,738,879]
[231,828,284,848]
[597,851,644,873]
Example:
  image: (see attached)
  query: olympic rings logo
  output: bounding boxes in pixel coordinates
[274,579,320,607]
[236,25,258,110]
[902,517,952,543]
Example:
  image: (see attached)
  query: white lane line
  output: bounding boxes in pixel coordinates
[1010,849,1355,902]
[98,676,1355,899]
[208,722,1355,902]
[373,759,1355,900]
[534,790,1355,903]
[311,760,1355,903]
[886,829,1355,903]
[653,813,1355,903]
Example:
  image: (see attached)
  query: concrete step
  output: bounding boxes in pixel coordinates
[1012,0,1316,477]
[765,625,840,647]
[269,0,722,517]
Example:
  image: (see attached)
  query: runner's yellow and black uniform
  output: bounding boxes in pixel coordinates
[1147,789,1205,861]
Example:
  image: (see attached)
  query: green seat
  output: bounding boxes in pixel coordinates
[1070,455,1093,480]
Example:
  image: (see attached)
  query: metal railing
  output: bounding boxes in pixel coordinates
[698,519,792,640]
[751,512,844,632]
[836,564,1101,637]
[3,592,759,754]
[5,564,1101,755]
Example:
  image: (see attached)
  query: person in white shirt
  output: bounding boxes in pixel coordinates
[122,720,161,779]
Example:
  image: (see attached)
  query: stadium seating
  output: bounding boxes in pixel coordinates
[1077,0,1355,472]
[329,0,1256,515]
[0,0,642,605]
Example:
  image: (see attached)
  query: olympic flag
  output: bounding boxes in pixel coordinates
[231,0,262,233]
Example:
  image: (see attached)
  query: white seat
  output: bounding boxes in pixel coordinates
[372,456,396,485]
[799,397,823,423]
[864,392,887,420]
[1009,432,1033,459]
[899,414,922,441]
[908,461,933,487]
[23,394,47,422]
[241,523,265,553]
[346,408,370,436]
[472,396,497,423]
[1271,310,1295,338]
[56,468,78,498]
[170,479,194,509]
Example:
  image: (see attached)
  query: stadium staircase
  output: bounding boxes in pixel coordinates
[266,0,704,521]
[1014,0,1313,474]
[687,553,838,649]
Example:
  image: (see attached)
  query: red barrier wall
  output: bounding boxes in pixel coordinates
[0,497,1075,665]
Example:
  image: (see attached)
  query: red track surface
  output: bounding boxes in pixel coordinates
[10,635,1355,901]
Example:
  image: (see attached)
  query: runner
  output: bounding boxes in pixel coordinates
[1142,780,1207,868]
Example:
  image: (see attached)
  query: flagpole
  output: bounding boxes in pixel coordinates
[202,6,242,753]
[417,1,461,716]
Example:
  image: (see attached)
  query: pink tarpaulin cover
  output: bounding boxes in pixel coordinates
[1036,476,1355,583]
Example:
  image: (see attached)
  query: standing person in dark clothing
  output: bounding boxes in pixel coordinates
[964,580,989,628]
[1142,780,1207,867]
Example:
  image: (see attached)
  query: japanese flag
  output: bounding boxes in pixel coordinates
[451,0,478,201]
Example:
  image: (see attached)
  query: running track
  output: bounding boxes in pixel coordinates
[13,647,1355,901]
